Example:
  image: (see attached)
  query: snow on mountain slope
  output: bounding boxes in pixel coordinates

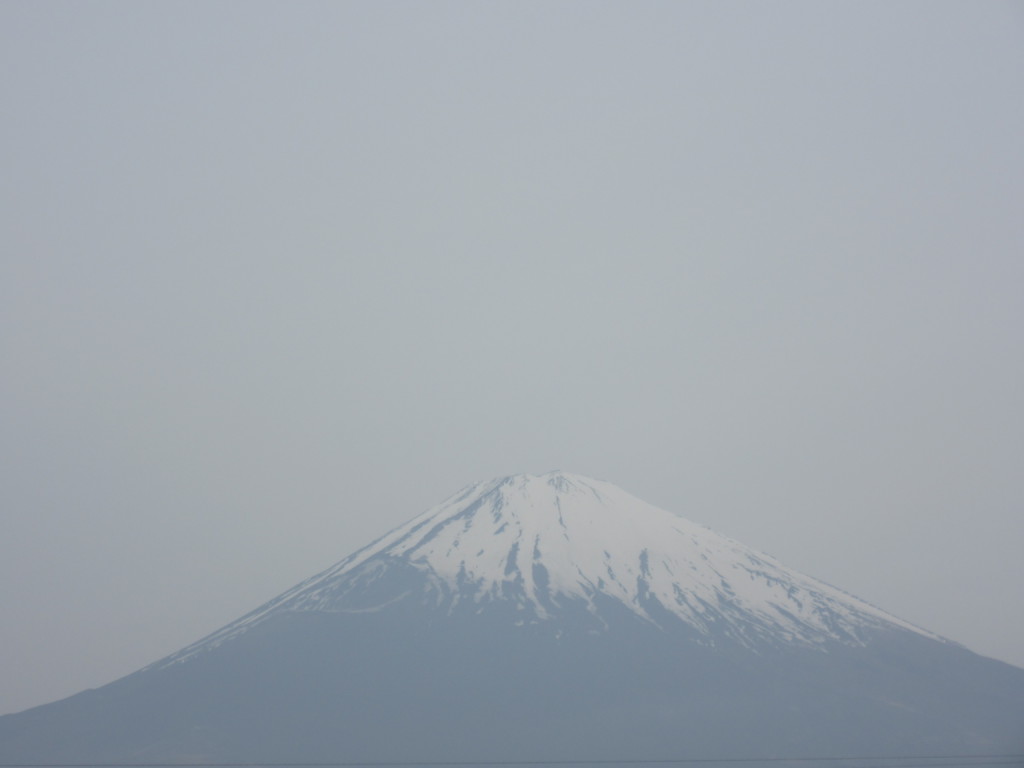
[158,471,941,667]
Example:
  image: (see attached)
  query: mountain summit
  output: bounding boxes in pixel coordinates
[3,472,1023,763]
[165,471,932,668]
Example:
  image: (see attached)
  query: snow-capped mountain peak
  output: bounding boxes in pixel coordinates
[159,472,939,666]
[15,471,1022,762]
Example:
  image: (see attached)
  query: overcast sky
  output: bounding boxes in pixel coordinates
[3,1,1023,716]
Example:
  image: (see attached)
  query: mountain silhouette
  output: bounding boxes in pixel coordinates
[2,472,1022,763]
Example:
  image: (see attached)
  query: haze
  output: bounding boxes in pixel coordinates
[2,1,1022,716]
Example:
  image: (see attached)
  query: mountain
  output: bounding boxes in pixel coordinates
[2,471,1022,763]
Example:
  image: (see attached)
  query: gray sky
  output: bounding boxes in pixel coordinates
[2,1,1023,716]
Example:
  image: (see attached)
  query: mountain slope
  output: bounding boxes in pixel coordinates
[2,472,1022,763]
[159,472,936,666]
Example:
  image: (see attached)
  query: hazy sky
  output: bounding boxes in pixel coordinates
[3,1,1023,716]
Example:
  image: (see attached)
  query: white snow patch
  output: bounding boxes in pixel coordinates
[152,472,943,668]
